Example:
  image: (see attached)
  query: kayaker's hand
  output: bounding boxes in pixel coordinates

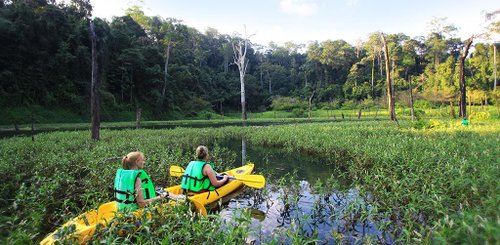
[160,192,168,198]
[222,175,232,185]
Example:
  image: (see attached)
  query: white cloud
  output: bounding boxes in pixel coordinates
[279,0,318,17]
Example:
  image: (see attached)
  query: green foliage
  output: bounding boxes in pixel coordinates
[0,2,498,122]
[340,100,358,109]
[412,118,448,129]
[319,100,341,110]
[490,90,500,106]
[0,106,87,125]
[271,96,307,111]
[1,120,499,243]
[290,108,304,117]
[423,56,459,102]
[469,111,490,122]
[433,210,499,244]
[414,99,433,109]
[87,204,251,244]
[241,121,500,243]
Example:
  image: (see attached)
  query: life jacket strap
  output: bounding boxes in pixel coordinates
[114,188,136,203]
[182,174,208,188]
[116,199,136,204]
[206,189,220,199]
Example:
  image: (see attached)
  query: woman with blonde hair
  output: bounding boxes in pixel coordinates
[114,151,178,211]
[181,145,230,193]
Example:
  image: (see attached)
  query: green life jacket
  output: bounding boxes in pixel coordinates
[113,168,157,211]
[181,161,216,192]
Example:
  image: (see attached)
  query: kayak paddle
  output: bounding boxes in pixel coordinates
[190,198,207,216]
[169,165,265,189]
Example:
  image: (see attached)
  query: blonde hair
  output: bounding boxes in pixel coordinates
[196,145,208,160]
[122,151,144,169]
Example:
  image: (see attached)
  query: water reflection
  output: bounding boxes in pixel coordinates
[241,136,247,166]
[219,183,384,244]
[217,139,389,244]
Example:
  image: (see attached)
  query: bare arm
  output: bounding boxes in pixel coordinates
[203,164,228,187]
[135,177,147,208]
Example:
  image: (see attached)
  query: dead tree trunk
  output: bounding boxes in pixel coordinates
[408,76,415,121]
[381,33,396,121]
[90,20,101,141]
[161,41,171,98]
[223,43,230,73]
[494,44,497,91]
[31,109,35,142]
[308,90,316,119]
[259,56,264,89]
[232,34,251,124]
[161,40,172,99]
[220,100,224,120]
[371,47,375,92]
[459,37,473,118]
[155,41,172,116]
[391,59,396,99]
[449,101,456,118]
[267,70,272,94]
[136,108,141,129]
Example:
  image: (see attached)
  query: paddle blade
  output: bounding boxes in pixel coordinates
[190,198,207,216]
[169,165,185,177]
[232,175,266,189]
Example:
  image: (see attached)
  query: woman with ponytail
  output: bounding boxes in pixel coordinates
[113,151,178,211]
[181,145,231,193]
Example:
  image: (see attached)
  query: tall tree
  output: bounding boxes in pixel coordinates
[459,37,474,118]
[483,10,499,90]
[364,33,384,93]
[90,19,100,140]
[381,33,396,121]
[232,29,252,123]
[426,17,458,69]
[495,44,498,91]
[71,0,101,140]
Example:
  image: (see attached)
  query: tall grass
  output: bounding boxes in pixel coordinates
[242,120,499,243]
[0,119,498,243]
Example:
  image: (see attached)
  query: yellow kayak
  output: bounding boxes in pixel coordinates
[167,163,255,211]
[40,163,255,245]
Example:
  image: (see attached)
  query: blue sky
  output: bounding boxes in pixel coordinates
[91,0,499,46]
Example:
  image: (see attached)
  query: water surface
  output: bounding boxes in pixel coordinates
[215,139,388,244]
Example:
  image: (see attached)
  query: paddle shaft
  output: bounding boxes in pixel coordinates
[169,165,265,188]
[216,175,258,183]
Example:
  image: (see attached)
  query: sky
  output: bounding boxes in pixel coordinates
[90,0,499,46]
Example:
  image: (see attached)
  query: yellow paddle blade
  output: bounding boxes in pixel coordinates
[232,175,266,189]
[190,198,207,216]
[169,165,185,177]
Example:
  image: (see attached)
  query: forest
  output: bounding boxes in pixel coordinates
[0,0,499,124]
